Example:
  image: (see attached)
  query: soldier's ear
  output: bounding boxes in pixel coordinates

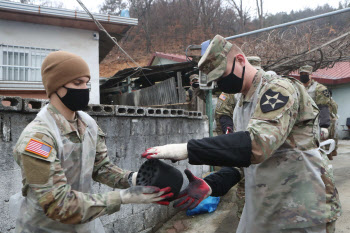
[236,54,246,67]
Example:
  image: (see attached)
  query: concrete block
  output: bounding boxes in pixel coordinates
[132,203,152,214]
[115,105,146,117]
[145,107,164,117]
[167,204,180,219]
[114,118,131,138]
[84,104,115,116]
[23,98,48,113]
[130,118,156,136]
[10,114,35,140]
[144,205,168,229]
[169,109,187,118]
[139,227,153,233]
[0,169,22,233]
[188,111,203,119]
[100,203,133,226]
[0,96,22,112]
[111,212,144,233]
[0,115,11,142]
[0,142,18,171]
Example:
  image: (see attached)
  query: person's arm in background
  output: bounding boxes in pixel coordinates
[215,93,236,134]
[315,85,331,128]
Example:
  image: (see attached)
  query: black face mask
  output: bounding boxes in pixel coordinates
[217,58,245,94]
[300,74,310,84]
[191,82,199,88]
[56,87,89,111]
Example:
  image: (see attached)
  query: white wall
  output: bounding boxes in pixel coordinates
[0,19,100,104]
[329,83,350,139]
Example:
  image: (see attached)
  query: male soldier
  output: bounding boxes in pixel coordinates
[299,65,338,159]
[143,35,341,232]
[11,51,172,232]
[214,56,261,218]
[186,74,205,110]
[214,56,261,136]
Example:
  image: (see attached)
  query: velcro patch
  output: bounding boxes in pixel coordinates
[219,93,227,101]
[25,138,52,159]
[260,89,289,113]
[322,89,330,98]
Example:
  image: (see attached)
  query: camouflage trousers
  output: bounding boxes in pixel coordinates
[280,221,335,233]
[326,118,338,160]
[235,177,245,219]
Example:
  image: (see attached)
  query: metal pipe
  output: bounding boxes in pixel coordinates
[205,90,214,172]
[225,7,350,40]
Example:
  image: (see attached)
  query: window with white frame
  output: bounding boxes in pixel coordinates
[0,45,57,82]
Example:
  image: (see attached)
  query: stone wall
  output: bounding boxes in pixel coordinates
[0,96,209,233]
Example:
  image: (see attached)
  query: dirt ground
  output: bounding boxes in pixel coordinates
[156,140,350,233]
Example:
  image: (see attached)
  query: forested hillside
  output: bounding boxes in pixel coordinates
[99,0,350,77]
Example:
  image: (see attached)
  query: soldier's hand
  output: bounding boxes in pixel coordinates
[120,186,173,205]
[321,128,329,140]
[225,127,233,134]
[141,143,188,161]
[173,169,212,210]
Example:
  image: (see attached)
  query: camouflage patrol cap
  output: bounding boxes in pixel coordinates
[299,65,313,74]
[189,74,199,82]
[247,56,261,69]
[198,35,233,84]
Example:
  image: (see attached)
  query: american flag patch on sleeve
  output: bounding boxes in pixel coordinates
[25,138,52,158]
[219,93,227,101]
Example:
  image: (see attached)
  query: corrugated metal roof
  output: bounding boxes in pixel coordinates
[290,61,350,85]
[0,0,138,25]
[101,62,196,89]
[148,52,191,66]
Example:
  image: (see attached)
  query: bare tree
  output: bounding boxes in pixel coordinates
[100,0,127,15]
[128,0,154,53]
[256,0,264,28]
[228,0,250,32]
[241,22,350,74]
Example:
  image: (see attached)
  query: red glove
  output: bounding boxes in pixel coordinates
[173,169,212,210]
[225,127,233,134]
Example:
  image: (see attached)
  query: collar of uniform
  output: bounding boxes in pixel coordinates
[240,69,264,105]
[47,104,87,137]
[307,79,315,88]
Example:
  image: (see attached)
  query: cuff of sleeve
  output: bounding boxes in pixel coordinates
[118,171,133,188]
[106,191,122,215]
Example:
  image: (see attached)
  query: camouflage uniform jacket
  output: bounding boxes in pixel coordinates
[236,70,341,229]
[214,92,236,135]
[13,104,131,227]
[306,79,331,106]
[306,79,332,128]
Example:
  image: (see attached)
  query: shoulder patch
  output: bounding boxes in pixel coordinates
[219,93,227,101]
[260,89,289,113]
[25,138,53,159]
[322,89,330,98]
